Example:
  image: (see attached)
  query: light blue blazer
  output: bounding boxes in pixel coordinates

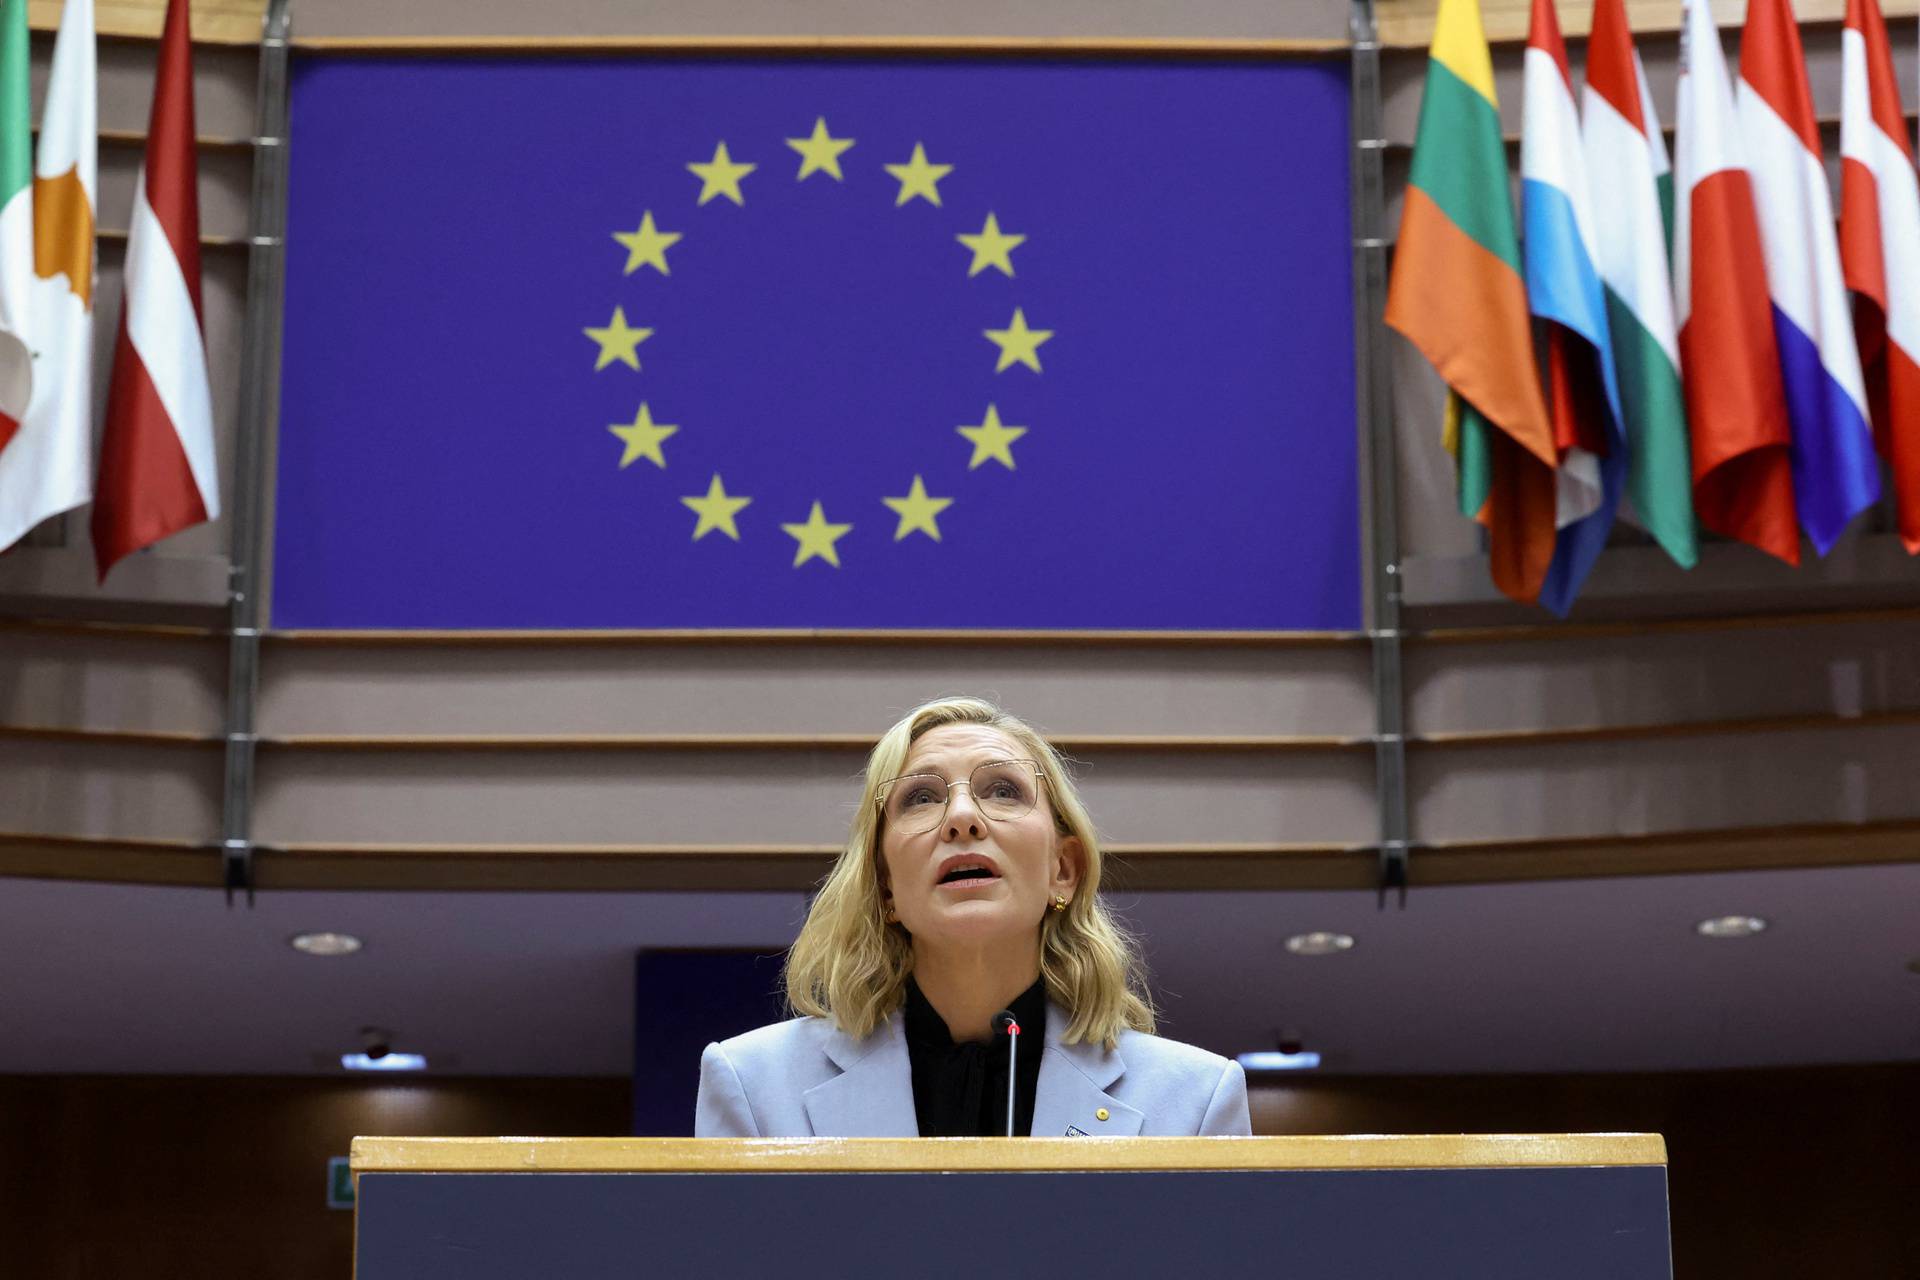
[696,1000,1250,1138]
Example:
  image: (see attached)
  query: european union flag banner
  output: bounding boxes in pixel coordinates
[274,57,1359,630]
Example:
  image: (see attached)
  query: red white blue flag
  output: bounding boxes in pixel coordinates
[1738,0,1882,555]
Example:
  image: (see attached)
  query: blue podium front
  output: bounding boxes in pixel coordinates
[352,1136,1672,1279]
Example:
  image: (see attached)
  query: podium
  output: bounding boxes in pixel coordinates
[352,1134,1671,1278]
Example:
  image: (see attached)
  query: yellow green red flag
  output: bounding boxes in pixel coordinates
[1385,0,1558,604]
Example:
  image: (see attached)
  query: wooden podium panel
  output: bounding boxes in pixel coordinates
[352,1135,1672,1279]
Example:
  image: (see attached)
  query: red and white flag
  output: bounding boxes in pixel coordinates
[1673,0,1800,563]
[91,0,217,580]
[1840,0,1920,553]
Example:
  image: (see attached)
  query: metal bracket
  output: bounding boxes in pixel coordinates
[222,838,256,906]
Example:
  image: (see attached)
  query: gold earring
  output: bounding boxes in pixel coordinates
[1052,895,1068,914]
[884,902,898,924]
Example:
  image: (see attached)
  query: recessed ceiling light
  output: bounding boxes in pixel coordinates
[1695,915,1767,939]
[1237,1051,1323,1072]
[342,1052,428,1072]
[1285,931,1355,956]
[290,932,363,956]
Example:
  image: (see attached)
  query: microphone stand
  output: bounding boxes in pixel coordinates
[993,1011,1021,1138]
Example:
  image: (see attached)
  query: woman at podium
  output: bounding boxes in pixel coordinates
[696,696,1250,1138]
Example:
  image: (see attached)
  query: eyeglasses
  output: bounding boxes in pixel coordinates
[875,759,1047,835]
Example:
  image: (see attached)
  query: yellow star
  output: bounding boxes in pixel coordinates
[608,403,679,469]
[781,501,853,568]
[881,475,954,541]
[956,212,1026,278]
[612,211,682,276]
[786,117,856,181]
[956,405,1029,470]
[681,474,752,541]
[983,308,1054,373]
[688,142,756,206]
[883,142,953,207]
[583,306,652,371]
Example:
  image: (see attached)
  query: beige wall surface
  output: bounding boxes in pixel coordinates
[2,1,1918,891]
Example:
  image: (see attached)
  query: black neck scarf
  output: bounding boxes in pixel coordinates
[902,975,1048,1137]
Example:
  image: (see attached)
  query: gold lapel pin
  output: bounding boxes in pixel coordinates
[1095,1108,1110,1122]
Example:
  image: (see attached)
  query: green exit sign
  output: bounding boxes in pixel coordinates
[327,1156,355,1210]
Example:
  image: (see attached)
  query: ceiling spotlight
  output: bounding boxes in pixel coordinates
[1285,931,1355,956]
[343,1025,422,1071]
[1237,1050,1323,1072]
[290,932,363,956]
[342,1052,428,1072]
[1695,915,1768,939]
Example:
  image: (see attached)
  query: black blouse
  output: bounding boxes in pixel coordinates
[903,976,1047,1137]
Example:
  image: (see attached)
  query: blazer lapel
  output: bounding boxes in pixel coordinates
[1032,1002,1143,1137]
[802,1012,919,1137]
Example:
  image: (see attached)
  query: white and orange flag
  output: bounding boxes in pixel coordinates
[92,0,218,580]
[1839,0,1920,553]
[0,0,95,553]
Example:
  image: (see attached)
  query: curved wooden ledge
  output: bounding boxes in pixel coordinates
[292,34,1349,57]
[1410,708,1920,749]
[0,831,222,886]
[8,823,1914,892]
[0,615,222,641]
[0,724,222,749]
[246,841,1373,892]
[256,731,1372,753]
[1415,820,1920,885]
[1383,111,1906,158]
[1410,604,1920,647]
[352,1133,1667,1175]
[10,711,1902,756]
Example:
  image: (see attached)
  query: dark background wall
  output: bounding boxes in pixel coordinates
[3,1064,1915,1279]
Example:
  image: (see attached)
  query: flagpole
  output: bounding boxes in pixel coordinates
[1349,0,1409,908]
[220,0,292,906]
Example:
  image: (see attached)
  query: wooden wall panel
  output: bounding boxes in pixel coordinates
[0,738,221,842]
[3,0,1919,893]
[256,642,1374,738]
[285,0,1350,45]
[56,34,263,137]
[94,138,253,241]
[1409,722,1920,841]
[1404,615,1920,734]
[0,627,225,733]
[250,746,1377,847]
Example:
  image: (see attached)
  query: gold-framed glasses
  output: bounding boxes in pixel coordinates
[875,759,1046,835]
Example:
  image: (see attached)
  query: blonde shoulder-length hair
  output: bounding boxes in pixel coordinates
[783,696,1155,1048]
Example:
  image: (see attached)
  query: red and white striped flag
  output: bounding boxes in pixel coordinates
[1674,0,1801,563]
[1840,0,1920,553]
[91,0,217,580]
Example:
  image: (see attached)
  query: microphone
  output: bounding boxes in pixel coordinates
[992,1010,1020,1138]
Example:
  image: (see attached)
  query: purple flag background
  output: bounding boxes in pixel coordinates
[274,56,1358,629]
